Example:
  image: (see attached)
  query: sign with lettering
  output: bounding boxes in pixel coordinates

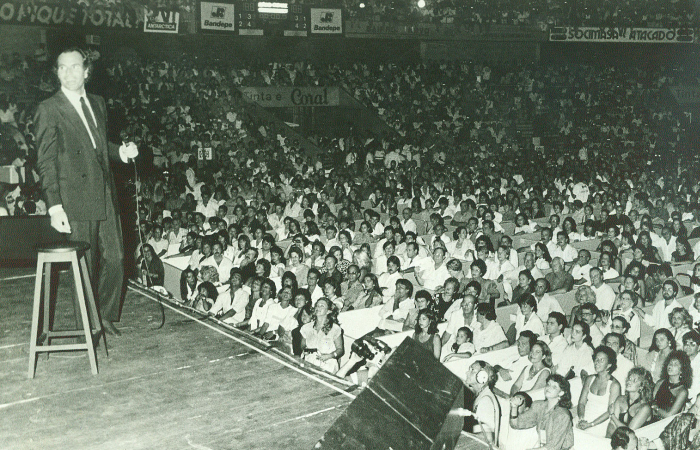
[670,86,700,105]
[241,87,340,107]
[144,8,179,33]
[200,2,235,31]
[549,27,693,43]
[310,8,342,34]
[0,1,143,29]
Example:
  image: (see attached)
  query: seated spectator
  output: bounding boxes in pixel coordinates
[546,257,574,295]
[404,289,434,331]
[683,330,700,400]
[192,281,218,312]
[415,247,450,291]
[590,267,617,313]
[248,278,277,333]
[200,242,234,284]
[532,278,565,322]
[412,309,441,360]
[510,340,552,399]
[577,346,621,437]
[534,242,553,271]
[610,316,638,365]
[300,297,344,373]
[644,328,676,382]
[137,243,164,287]
[652,350,691,420]
[515,294,545,340]
[474,303,508,354]
[209,268,249,325]
[433,277,462,322]
[550,232,578,265]
[442,294,479,350]
[580,302,605,348]
[556,322,595,379]
[180,268,198,304]
[607,368,654,437]
[571,250,593,285]
[509,374,574,450]
[669,307,693,348]
[354,273,383,310]
[442,326,475,363]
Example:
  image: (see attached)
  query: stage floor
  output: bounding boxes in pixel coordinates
[0,267,351,450]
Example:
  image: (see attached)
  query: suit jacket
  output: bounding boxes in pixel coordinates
[35,90,121,222]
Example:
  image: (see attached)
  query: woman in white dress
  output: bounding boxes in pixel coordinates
[300,297,345,373]
[577,346,621,437]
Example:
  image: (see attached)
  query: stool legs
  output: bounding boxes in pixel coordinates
[79,253,106,356]
[28,249,103,378]
[28,255,46,379]
[70,252,98,375]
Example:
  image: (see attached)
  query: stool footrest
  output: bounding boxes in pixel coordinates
[46,330,99,338]
[34,344,91,352]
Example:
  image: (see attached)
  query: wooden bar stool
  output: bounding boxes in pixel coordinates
[28,241,106,378]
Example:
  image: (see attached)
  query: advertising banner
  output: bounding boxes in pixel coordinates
[670,86,700,105]
[549,27,693,43]
[310,8,342,34]
[144,8,179,33]
[200,2,235,31]
[241,87,340,107]
[0,1,142,29]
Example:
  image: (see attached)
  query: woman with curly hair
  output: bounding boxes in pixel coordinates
[300,297,345,373]
[607,367,654,437]
[509,374,574,450]
[412,309,441,360]
[652,350,692,420]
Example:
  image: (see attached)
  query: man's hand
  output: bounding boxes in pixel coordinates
[50,207,71,233]
[119,142,139,162]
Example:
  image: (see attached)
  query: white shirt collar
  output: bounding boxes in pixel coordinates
[61,86,87,103]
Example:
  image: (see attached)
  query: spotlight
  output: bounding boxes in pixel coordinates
[417,0,425,8]
[359,2,365,7]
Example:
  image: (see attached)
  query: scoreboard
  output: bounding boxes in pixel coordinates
[200,2,343,36]
[199,1,308,36]
[237,2,308,36]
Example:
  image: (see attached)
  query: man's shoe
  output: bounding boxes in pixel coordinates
[104,321,122,336]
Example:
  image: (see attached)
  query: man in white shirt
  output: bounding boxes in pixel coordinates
[590,267,616,312]
[400,207,417,234]
[603,332,634,391]
[532,278,564,322]
[530,227,557,255]
[210,269,249,324]
[378,279,414,330]
[493,331,536,396]
[196,184,222,219]
[636,280,683,330]
[543,312,568,369]
[581,302,605,347]
[442,294,480,350]
[416,247,450,291]
[549,231,578,265]
[656,226,677,262]
[570,249,592,285]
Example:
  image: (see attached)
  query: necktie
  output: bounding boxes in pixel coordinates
[80,96,98,148]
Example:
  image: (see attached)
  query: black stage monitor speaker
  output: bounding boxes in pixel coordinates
[316,338,465,450]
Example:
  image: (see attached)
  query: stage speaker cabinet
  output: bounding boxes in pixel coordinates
[316,338,465,450]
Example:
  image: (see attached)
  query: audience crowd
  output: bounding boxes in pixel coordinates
[0,35,699,449]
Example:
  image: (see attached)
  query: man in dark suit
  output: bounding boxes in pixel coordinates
[35,47,138,336]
